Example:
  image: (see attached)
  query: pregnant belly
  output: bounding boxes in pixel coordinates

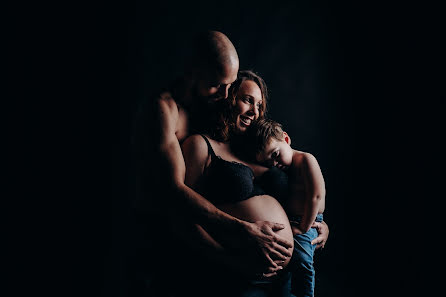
[217,195,294,268]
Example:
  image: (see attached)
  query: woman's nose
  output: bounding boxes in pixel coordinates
[248,104,259,117]
[253,105,259,117]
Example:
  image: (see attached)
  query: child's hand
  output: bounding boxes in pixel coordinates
[311,221,329,249]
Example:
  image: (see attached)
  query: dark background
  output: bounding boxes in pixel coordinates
[13,1,444,296]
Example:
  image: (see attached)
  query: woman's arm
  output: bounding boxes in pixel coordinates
[175,134,223,251]
[291,152,326,234]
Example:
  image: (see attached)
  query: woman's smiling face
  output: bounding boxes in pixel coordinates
[233,80,263,134]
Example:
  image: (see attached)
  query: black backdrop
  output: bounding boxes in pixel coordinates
[15,1,444,297]
[114,2,355,296]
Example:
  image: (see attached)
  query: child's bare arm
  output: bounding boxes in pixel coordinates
[290,151,326,233]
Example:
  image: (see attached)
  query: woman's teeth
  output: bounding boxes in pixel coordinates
[241,116,251,125]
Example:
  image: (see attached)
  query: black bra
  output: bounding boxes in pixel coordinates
[198,135,289,205]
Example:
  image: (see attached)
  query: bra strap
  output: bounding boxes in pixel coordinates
[200,134,216,158]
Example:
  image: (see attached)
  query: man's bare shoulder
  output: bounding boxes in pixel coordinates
[154,90,190,141]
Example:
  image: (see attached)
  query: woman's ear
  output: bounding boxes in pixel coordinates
[283,132,291,145]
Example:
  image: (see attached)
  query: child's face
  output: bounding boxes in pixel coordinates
[256,137,293,170]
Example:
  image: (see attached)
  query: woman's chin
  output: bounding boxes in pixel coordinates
[235,125,248,134]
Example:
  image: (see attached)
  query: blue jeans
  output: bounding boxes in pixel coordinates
[289,214,324,297]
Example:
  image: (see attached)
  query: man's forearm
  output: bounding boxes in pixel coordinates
[169,182,245,235]
[156,140,246,237]
[170,218,264,278]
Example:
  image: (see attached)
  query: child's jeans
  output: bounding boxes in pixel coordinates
[289,214,324,297]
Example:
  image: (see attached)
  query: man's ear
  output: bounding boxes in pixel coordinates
[283,132,291,145]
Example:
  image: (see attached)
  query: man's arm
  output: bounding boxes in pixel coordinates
[153,95,293,265]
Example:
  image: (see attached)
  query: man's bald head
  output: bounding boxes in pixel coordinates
[193,30,239,74]
[191,31,239,102]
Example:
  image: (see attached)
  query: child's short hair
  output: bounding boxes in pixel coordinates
[245,118,285,156]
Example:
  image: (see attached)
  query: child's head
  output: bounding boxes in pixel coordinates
[245,118,294,169]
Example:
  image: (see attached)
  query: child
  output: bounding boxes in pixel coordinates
[245,118,326,297]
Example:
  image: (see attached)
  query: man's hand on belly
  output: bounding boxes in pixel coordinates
[239,220,293,271]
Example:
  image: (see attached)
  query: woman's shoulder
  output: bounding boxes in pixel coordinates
[182,134,210,156]
[183,134,207,146]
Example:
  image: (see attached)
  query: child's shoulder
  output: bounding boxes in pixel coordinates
[292,150,317,165]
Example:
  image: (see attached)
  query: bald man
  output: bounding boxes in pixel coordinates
[136,31,328,295]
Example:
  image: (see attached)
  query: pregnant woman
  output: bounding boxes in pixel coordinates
[179,71,297,296]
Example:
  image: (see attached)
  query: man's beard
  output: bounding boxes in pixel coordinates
[194,95,227,116]
[206,93,224,103]
[198,93,224,105]
[190,90,230,137]
[191,84,223,104]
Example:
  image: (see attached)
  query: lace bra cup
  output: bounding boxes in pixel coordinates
[254,166,289,204]
[202,156,265,204]
[198,135,289,205]
[198,135,262,204]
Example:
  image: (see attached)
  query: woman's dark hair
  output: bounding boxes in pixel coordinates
[212,70,269,141]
